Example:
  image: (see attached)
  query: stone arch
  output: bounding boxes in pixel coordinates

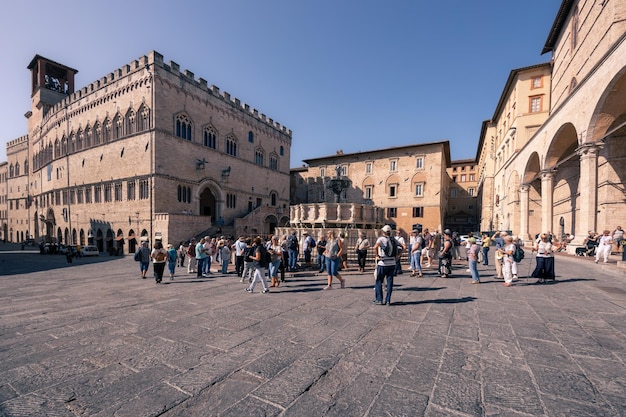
[522,152,542,236]
[197,179,224,221]
[264,215,278,236]
[586,67,626,228]
[545,122,578,169]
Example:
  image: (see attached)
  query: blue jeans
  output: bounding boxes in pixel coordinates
[375,265,395,304]
[269,259,281,278]
[288,249,299,270]
[317,253,326,272]
[196,257,205,277]
[482,247,489,265]
[468,259,479,282]
[204,256,212,274]
[410,250,422,272]
[325,256,340,277]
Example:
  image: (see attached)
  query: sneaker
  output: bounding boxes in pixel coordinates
[374,301,384,305]
[262,289,270,294]
[245,288,253,293]
[595,259,598,263]
[323,285,333,290]
[513,275,518,280]
[470,280,479,284]
[340,279,346,289]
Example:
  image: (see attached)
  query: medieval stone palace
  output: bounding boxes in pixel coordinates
[1,52,292,253]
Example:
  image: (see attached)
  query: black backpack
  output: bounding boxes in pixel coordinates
[513,245,525,263]
[288,236,298,250]
[384,237,398,258]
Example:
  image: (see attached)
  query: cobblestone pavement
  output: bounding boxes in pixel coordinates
[0,248,625,417]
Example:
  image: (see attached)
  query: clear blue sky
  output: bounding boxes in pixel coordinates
[0,0,561,168]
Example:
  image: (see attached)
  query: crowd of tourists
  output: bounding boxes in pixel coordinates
[133,223,622,304]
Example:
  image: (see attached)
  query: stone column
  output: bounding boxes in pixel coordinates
[540,170,554,234]
[519,184,530,241]
[576,143,602,241]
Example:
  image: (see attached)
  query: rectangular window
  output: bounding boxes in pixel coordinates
[341,165,347,176]
[62,190,68,205]
[114,182,123,201]
[364,185,373,200]
[139,179,149,200]
[387,207,397,217]
[389,159,397,172]
[451,189,457,198]
[461,175,466,182]
[69,189,75,205]
[365,162,372,174]
[320,190,325,201]
[531,76,542,89]
[412,207,424,217]
[389,184,397,198]
[77,188,83,204]
[104,183,112,202]
[320,167,325,178]
[414,183,423,197]
[530,96,542,113]
[127,180,136,201]
[469,174,475,181]
[468,188,475,196]
[85,187,92,204]
[94,185,102,203]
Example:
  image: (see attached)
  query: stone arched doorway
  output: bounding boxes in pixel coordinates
[199,187,217,218]
[96,229,104,252]
[264,215,278,236]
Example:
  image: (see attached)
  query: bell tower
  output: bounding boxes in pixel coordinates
[26,55,78,122]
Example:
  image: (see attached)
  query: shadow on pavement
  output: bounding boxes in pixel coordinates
[0,253,123,276]
[393,296,477,306]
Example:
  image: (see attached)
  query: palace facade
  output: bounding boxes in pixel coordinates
[1,52,292,252]
[476,0,626,246]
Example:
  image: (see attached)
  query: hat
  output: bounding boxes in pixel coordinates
[468,237,476,244]
[302,231,308,235]
[444,229,452,235]
[381,225,392,234]
[167,244,173,249]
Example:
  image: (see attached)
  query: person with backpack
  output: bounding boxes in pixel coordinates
[245,236,270,294]
[166,244,178,281]
[287,232,299,271]
[135,240,152,279]
[150,240,168,284]
[373,225,397,305]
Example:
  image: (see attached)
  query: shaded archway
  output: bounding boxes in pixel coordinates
[546,123,580,235]
[264,215,278,236]
[523,152,542,237]
[587,68,626,229]
[199,187,217,218]
[96,229,104,252]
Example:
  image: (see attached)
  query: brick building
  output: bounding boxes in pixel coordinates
[289,141,451,236]
[1,52,292,252]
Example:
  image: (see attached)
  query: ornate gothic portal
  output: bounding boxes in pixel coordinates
[199,188,217,218]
